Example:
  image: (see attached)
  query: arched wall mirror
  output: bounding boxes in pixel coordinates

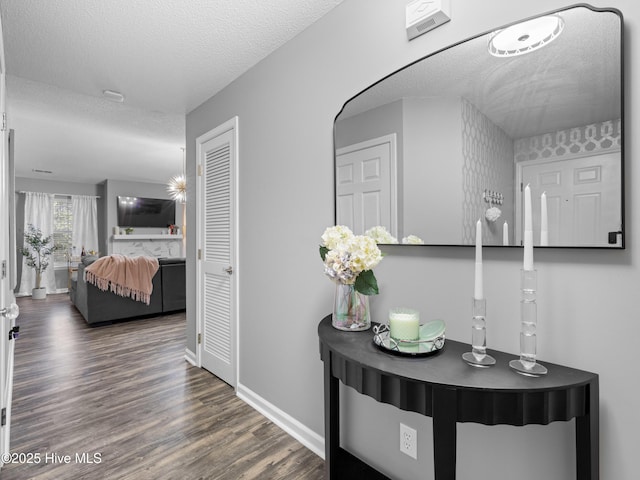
[334,4,623,248]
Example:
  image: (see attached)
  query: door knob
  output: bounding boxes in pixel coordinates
[1,303,19,320]
[223,266,233,274]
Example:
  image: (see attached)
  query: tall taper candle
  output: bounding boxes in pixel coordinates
[540,191,548,246]
[474,219,483,299]
[463,218,496,367]
[523,184,534,270]
[503,221,509,246]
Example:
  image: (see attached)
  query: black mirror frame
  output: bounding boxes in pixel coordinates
[333,3,625,249]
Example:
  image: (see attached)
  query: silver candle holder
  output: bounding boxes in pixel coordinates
[462,298,496,367]
[509,269,548,376]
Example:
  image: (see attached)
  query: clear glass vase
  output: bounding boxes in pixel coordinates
[332,283,370,331]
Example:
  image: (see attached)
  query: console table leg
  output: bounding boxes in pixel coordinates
[576,379,599,480]
[433,387,457,480]
[324,349,340,479]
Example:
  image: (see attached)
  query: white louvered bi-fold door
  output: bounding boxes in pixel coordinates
[200,128,235,387]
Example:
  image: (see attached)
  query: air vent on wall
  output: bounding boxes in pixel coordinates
[416,18,437,33]
[406,0,451,40]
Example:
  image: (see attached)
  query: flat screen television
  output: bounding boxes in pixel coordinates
[117,196,176,228]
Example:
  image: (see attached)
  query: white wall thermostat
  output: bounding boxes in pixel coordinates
[406,0,451,40]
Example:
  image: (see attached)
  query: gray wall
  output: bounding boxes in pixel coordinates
[402,96,463,243]
[186,1,636,479]
[103,179,182,253]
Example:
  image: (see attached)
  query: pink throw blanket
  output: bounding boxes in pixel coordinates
[84,255,160,305]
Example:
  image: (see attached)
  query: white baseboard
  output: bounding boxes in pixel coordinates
[237,383,325,459]
[184,348,197,367]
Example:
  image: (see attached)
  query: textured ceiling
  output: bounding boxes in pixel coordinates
[339,6,621,140]
[0,0,345,184]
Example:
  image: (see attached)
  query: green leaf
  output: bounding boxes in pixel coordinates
[319,245,329,261]
[355,270,379,296]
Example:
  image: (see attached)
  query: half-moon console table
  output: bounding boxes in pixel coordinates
[318,315,598,480]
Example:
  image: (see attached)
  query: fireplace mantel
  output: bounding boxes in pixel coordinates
[110,234,184,257]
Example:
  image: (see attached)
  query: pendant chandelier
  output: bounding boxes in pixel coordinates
[167,147,187,203]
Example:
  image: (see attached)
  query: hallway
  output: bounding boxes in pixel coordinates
[1,294,323,479]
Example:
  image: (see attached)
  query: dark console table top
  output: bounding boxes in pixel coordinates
[318,315,597,425]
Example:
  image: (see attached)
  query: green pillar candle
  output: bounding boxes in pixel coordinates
[389,308,420,341]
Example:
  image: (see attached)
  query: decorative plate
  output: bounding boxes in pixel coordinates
[373,320,446,357]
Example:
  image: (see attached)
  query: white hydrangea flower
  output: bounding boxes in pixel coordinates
[321,227,383,287]
[402,235,424,245]
[347,235,383,273]
[364,225,398,244]
[321,225,354,250]
[324,249,356,284]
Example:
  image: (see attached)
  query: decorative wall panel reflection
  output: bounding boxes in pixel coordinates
[514,119,621,162]
[461,99,514,245]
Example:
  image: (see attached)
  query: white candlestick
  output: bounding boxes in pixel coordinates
[503,221,509,246]
[523,184,534,270]
[474,219,483,300]
[540,191,548,246]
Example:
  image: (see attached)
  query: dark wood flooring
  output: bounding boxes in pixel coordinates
[1,294,324,480]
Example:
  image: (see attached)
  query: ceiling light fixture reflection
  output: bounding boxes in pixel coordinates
[167,147,187,203]
[488,15,565,57]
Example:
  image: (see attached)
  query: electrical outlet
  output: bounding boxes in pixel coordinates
[399,423,417,459]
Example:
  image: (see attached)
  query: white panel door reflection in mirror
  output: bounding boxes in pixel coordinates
[520,152,621,247]
[336,135,397,237]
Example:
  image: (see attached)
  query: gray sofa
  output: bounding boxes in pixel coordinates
[70,256,185,325]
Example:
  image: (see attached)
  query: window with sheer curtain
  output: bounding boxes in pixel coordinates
[19,192,56,294]
[53,196,73,266]
[71,195,99,257]
[19,192,99,295]
[52,195,99,265]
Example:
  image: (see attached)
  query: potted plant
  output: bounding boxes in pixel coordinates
[20,224,57,299]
